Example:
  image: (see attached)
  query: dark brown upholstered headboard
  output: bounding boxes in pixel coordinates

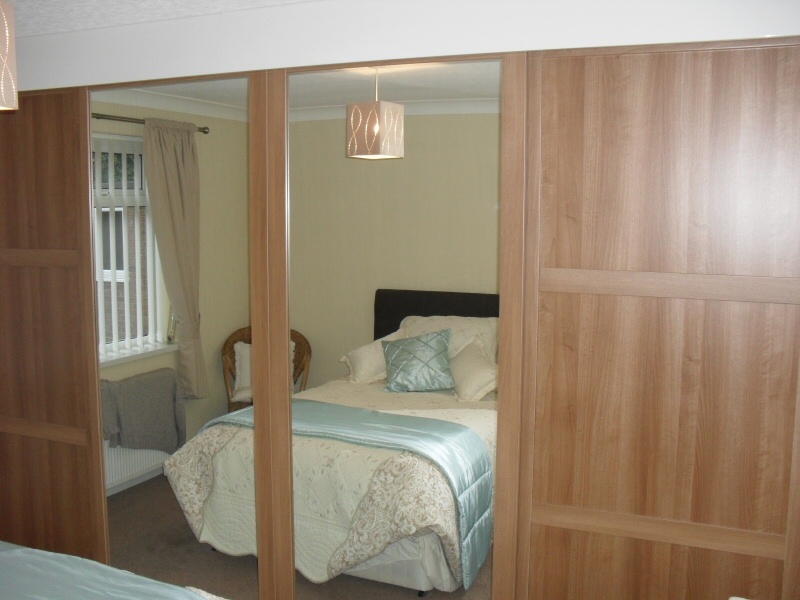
[373,289,500,340]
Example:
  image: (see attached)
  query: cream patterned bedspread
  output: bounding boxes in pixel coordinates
[164,380,496,587]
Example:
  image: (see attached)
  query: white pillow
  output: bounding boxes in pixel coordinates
[232,341,253,403]
[400,315,499,360]
[450,339,497,402]
[231,339,299,402]
[340,330,402,383]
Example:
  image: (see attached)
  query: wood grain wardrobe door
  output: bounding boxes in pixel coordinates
[0,88,108,562]
[528,41,800,599]
[250,69,296,600]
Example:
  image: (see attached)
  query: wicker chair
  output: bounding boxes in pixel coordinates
[222,326,312,412]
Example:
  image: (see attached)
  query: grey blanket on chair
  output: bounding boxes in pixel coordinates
[100,368,186,453]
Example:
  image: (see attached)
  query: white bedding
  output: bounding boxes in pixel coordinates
[164,379,496,591]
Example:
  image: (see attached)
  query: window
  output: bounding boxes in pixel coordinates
[100,208,125,282]
[91,134,168,362]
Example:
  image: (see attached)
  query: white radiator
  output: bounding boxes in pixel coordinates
[103,439,169,496]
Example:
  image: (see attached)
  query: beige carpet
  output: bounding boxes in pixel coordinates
[107,474,492,600]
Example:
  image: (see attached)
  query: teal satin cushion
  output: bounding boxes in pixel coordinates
[382,329,455,393]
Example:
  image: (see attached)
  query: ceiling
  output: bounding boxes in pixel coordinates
[90,62,502,122]
[14,1,501,117]
[13,0,319,38]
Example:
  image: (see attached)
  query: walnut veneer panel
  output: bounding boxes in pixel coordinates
[0,434,96,556]
[528,42,800,598]
[251,69,296,600]
[540,46,800,277]
[530,525,784,600]
[0,94,83,251]
[535,293,798,534]
[0,266,87,427]
[0,89,108,561]
[493,51,534,600]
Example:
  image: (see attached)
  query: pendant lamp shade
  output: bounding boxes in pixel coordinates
[346,100,404,159]
[0,0,17,111]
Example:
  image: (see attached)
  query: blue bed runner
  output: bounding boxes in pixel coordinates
[206,401,493,589]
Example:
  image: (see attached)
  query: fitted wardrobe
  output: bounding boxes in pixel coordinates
[500,40,800,600]
[1,37,799,600]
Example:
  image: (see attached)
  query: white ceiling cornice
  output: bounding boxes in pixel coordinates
[90,61,503,122]
[91,87,250,123]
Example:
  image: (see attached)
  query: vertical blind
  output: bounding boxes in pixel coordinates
[91,134,164,359]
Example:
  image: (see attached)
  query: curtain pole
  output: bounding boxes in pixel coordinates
[92,112,210,134]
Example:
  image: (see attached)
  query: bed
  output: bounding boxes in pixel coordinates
[0,541,228,600]
[165,289,500,593]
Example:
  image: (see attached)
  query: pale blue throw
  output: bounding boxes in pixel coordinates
[0,544,210,599]
[206,401,494,589]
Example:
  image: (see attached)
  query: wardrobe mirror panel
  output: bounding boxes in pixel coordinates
[89,77,255,591]
[286,59,501,596]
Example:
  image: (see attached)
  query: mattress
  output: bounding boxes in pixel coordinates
[165,379,496,592]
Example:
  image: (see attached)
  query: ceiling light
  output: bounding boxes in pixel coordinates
[0,0,17,111]
[346,69,403,160]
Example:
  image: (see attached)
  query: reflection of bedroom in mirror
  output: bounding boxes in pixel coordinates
[89,59,502,598]
[287,60,502,596]
[89,77,255,591]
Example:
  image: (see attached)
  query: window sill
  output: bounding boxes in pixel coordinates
[99,342,178,367]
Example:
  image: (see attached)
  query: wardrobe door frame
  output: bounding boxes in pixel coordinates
[0,87,108,562]
[525,37,800,600]
[251,68,296,600]
[254,54,529,599]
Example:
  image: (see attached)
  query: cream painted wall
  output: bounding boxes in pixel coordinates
[93,100,249,437]
[289,113,500,387]
[95,107,498,424]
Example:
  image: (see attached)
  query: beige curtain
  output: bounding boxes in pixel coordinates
[144,118,208,398]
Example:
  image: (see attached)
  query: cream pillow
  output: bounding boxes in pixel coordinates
[232,341,253,403]
[231,339,298,401]
[340,330,402,383]
[400,315,499,360]
[450,339,497,402]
